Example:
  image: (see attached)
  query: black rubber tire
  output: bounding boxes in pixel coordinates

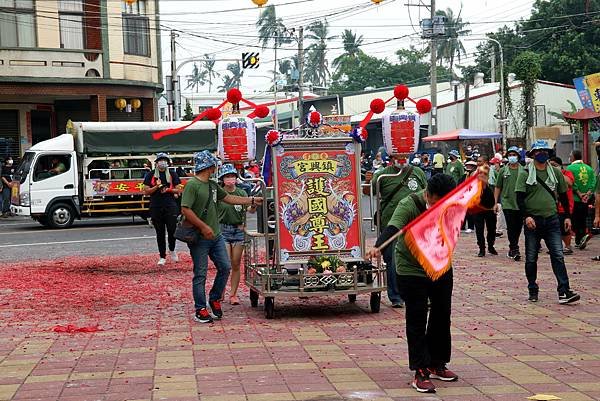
[348,294,357,303]
[264,297,274,319]
[370,292,381,313]
[37,216,49,227]
[249,289,259,307]
[47,203,75,229]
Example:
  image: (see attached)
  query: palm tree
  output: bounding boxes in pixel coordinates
[256,4,291,49]
[218,62,244,92]
[202,53,219,93]
[305,19,338,88]
[186,63,206,93]
[332,29,364,70]
[435,7,470,70]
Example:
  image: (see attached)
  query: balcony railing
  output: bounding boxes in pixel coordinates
[0,48,103,79]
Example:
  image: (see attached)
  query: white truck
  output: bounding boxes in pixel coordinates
[10,121,218,228]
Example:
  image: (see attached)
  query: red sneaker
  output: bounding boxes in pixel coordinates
[412,368,436,393]
[428,365,458,381]
[209,300,223,319]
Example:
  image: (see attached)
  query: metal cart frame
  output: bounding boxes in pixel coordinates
[243,136,387,319]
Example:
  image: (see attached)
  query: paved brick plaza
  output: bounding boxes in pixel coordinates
[0,236,599,401]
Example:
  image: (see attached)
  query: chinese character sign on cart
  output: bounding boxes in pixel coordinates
[273,141,362,263]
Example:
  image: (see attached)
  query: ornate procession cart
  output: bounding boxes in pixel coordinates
[243,116,386,319]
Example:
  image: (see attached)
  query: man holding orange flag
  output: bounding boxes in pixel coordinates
[367,169,494,394]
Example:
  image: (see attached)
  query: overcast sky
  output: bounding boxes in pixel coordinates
[159,0,535,95]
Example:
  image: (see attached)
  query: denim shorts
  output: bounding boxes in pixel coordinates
[221,224,245,245]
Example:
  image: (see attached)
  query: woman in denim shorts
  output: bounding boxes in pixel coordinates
[218,164,256,305]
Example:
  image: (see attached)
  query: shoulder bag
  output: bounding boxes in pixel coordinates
[174,181,214,244]
[374,165,414,226]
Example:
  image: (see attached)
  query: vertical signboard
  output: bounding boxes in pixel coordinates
[573,72,600,112]
[273,139,362,264]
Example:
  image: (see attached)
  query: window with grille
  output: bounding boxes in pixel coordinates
[58,0,84,49]
[122,0,150,57]
[0,0,36,48]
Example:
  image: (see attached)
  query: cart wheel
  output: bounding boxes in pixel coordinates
[370,292,381,313]
[348,294,357,303]
[264,297,275,319]
[249,289,259,307]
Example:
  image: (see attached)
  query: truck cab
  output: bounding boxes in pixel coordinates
[11,135,79,228]
[11,121,225,228]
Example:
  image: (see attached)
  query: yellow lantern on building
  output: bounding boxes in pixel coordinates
[114,98,127,111]
[125,0,137,5]
[371,0,384,4]
[252,0,268,7]
[130,98,142,110]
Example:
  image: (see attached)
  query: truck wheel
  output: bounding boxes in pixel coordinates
[370,292,381,313]
[249,289,259,307]
[47,203,75,229]
[36,216,49,227]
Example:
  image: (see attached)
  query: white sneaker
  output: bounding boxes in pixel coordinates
[157,258,166,266]
[465,229,473,233]
[170,251,179,263]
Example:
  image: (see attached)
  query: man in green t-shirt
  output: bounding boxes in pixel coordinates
[367,172,494,394]
[593,174,600,261]
[494,146,524,260]
[566,149,596,249]
[181,150,262,324]
[515,140,580,305]
[444,150,464,185]
[370,156,427,308]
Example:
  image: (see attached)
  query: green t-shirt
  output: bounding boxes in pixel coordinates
[444,160,464,184]
[515,165,567,218]
[388,190,434,278]
[566,161,596,202]
[181,178,227,236]
[218,187,247,225]
[372,165,427,228]
[495,165,523,210]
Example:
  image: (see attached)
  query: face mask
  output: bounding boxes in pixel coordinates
[534,152,549,163]
[157,161,168,169]
[508,156,518,164]
[223,177,237,186]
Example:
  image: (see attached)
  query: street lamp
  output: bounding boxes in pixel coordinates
[464,37,507,151]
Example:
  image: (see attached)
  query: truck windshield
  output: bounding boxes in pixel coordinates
[14,152,35,184]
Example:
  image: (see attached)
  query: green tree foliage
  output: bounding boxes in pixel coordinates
[218,62,244,92]
[330,47,452,93]
[256,4,291,49]
[202,54,219,93]
[512,51,542,132]
[470,0,600,84]
[183,100,194,121]
[332,29,364,70]
[435,7,470,69]
[185,63,206,93]
[305,20,338,88]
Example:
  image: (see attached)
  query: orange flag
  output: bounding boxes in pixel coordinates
[403,175,483,280]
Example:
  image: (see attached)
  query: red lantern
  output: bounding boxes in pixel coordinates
[205,108,221,121]
[394,85,409,100]
[226,88,243,105]
[370,98,386,114]
[308,110,322,127]
[416,99,432,114]
[218,116,256,162]
[265,129,282,146]
[254,105,270,119]
[382,109,420,156]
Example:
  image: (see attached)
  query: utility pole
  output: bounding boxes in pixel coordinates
[490,50,496,83]
[429,0,437,136]
[273,40,278,130]
[297,25,304,129]
[170,31,180,121]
